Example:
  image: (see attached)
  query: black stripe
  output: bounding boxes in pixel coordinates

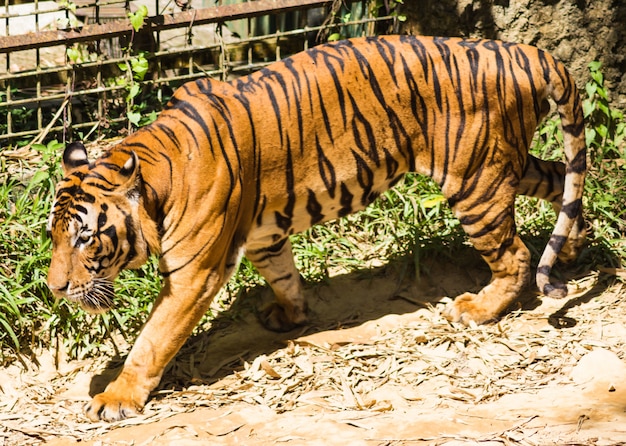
[566,148,587,173]
[168,94,212,152]
[477,234,515,260]
[316,136,337,198]
[514,45,543,121]
[548,234,567,252]
[283,59,305,153]
[537,265,551,276]
[306,189,324,225]
[155,122,182,150]
[255,196,266,228]
[264,81,284,147]
[383,147,400,180]
[338,183,353,217]
[461,206,512,241]
[275,139,295,232]
[310,47,347,128]
[98,210,107,229]
[235,92,263,222]
[74,204,89,215]
[543,282,568,298]
[433,37,454,80]
[371,37,398,84]
[351,150,374,206]
[349,93,379,166]
[561,199,582,219]
[458,39,482,95]
[314,81,336,144]
[271,273,293,284]
[400,56,427,173]
[247,238,288,264]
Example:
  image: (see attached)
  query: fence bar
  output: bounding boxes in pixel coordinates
[0,0,345,53]
[1,1,395,144]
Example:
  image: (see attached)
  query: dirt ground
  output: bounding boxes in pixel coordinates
[1,250,625,445]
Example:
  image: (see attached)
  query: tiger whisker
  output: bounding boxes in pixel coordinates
[82,277,116,313]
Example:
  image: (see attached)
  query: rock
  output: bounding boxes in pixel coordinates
[401,0,626,112]
[570,348,626,388]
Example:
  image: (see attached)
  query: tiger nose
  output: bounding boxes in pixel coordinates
[48,255,70,297]
[47,279,69,297]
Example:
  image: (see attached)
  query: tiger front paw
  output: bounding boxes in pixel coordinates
[85,370,153,422]
[259,301,308,332]
[85,389,144,422]
[442,292,498,326]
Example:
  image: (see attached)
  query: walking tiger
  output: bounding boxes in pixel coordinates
[47,35,586,421]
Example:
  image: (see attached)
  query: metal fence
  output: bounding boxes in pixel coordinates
[0,0,397,146]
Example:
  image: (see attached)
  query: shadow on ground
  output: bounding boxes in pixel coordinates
[88,235,616,400]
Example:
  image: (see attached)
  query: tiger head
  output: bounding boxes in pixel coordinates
[47,142,158,313]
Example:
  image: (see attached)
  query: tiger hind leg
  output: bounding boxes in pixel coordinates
[518,155,586,262]
[443,190,531,325]
[245,238,308,332]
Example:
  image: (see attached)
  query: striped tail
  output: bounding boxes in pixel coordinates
[536,57,587,299]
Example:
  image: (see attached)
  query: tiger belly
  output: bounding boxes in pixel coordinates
[249,175,405,246]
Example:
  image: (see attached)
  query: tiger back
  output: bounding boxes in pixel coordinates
[47,35,586,422]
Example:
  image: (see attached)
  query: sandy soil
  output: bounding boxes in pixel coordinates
[1,250,625,445]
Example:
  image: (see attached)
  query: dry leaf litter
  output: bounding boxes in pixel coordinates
[1,272,625,445]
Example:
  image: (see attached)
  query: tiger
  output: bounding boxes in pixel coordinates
[47,35,587,421]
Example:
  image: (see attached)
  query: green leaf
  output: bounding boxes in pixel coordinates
[47,140,64,152]
[142,111,158,126]
[130,14,144,32]
[585,128,596,147]
[131,56,149,81]
[596,123,608,138]
[598,101,610,117]
[582,100,595,118]
[129,6,148,32]
[421,195,446,209]
[128,83,141,100]
[30,170,50,186]
[591,70,603,85]
[129,5,149,32]
[66,47,80,63]
[0,317,20,350]
[588,60,602,72]
[328,33,342,42]
[127,111,141,126]
[611,109,624,121]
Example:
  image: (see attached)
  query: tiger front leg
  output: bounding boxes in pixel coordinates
[443,197,531,325]
[86,272,225,421]
[245,238,308,332]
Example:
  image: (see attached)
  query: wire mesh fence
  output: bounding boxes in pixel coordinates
[0,0,398,146]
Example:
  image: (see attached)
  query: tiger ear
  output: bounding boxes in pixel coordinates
[119,151,138,178]
[62,142,90,175]
[116,151,141,199]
